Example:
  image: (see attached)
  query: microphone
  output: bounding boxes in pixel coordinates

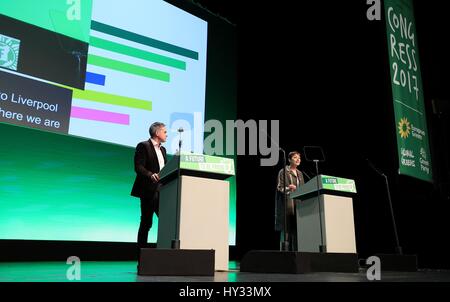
[177,127,183,155]
[71,50,85,57]
[70,51,84,78]
[366,158,385,177]
[302,170,311,180]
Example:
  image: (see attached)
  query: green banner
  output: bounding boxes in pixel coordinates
[321,175,357,193]
[384,0,432,182]
[180,153,235,176]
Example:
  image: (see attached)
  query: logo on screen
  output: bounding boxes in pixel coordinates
[0,34,20,71]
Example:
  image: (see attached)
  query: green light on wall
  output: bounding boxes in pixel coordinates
[0,0,93,42]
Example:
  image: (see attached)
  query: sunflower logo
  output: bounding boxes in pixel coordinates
[398,117,411,139]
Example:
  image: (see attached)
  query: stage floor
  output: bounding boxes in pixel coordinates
[1,261,450,282]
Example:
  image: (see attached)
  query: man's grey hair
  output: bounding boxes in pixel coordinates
[149,122,166,138]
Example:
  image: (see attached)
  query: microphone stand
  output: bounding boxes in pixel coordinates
[303,146,326,253]
[367,159,403,255]
[171,129,183,249]
[279,148,290,251]
[314,159,326,253]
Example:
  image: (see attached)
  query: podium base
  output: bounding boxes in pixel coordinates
[138,248,215,276]
[375,254,418,272]
[240,250,359,274]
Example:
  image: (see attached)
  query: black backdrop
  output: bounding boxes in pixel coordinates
[194,0,450,269]
[2,0,448,268]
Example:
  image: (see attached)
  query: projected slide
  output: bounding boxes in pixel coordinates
[1,0,207,153]
[71,0,207,152]
[0,0,227,244]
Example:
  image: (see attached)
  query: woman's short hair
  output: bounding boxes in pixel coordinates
[288,151,301,160]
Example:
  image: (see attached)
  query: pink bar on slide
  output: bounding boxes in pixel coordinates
[71,106,129,125]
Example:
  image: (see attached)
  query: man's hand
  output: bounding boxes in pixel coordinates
[288,184,297,192]
[150,173,160,183]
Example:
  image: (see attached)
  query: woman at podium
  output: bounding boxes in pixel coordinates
[275,151,305,251]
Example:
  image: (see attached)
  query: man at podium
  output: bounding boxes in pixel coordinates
[275,151,305,251]
[131,122,168,252]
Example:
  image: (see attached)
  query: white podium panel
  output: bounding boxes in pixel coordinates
[157,175,229,271]
[296,194,357,253]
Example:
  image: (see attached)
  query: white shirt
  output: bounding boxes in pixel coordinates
[151,138,165,171]
[291,169,300,187]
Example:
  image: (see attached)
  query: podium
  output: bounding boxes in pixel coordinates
[240,174,359,274]
[290,174,357,254]
[138,153,234,275]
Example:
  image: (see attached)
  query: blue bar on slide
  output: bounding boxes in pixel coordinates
[85,71,106,86]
